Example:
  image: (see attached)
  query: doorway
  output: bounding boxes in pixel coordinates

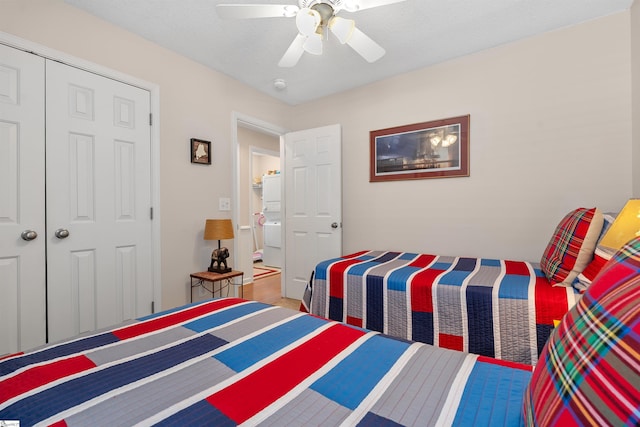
[231,113,287,293]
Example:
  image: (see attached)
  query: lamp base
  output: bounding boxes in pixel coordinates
[208,267,232,274]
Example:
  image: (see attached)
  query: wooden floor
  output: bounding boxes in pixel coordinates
[242,271,301,310]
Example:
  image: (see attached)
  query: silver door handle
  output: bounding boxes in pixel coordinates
[331,222,339,229]
[21,230,38,241]
[55,228,70,239]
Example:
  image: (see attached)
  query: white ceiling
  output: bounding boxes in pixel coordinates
[63,0,634,105]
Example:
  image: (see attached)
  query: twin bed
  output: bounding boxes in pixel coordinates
[303,250,577,365]
[302,207,610,365]
[1,298,532,426]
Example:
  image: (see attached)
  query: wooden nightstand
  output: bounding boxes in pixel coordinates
[190,270,244,302]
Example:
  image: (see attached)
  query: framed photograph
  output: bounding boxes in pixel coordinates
[370,115,470,182]
[190,138,211,165]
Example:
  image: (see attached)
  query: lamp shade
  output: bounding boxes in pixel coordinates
[204,219,234,241]
[599,199,640,250]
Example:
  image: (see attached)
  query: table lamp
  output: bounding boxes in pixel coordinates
[204,219,234,273]
[599,199,640,250]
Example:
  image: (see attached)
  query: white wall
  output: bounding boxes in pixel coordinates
[632,1,640,197]
[0,0,290,310]
[285,12,633,262]
[1,2,636,310]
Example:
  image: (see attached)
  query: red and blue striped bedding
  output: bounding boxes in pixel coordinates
[1,298,531,426]
[303,250,580,364]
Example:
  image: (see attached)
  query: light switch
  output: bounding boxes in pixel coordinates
[219,197,231,211]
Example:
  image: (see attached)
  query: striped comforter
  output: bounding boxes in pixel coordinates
[303,250,580,365]
[0,298,531,426]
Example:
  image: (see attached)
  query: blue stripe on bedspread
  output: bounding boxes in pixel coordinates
[498,275,530,300]
[0,333,120,376]
[163,399,236,427]
[315,257,346,280]
[366,273,384,332]
[215,315,328,372]
[311,334,410,410]
[1,334,227,425]
[330,296,344,321]
[440,258,477,286]
[466,286,494,358]
[184,302,270,333]
[388,267,422,291]
[453,360,530,426]
[412,312,434,344]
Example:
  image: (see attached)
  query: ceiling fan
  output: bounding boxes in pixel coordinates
[216,0,408,67]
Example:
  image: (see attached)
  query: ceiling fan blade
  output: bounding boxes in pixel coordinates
[343,0,408,12]
[278,34,307,67]
[216,4,299,19]
[347,27,385,63]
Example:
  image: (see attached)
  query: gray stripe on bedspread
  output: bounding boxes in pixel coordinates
[346,272,363,322]
[262,389,350,426]
[498,298,530,363]
[387,289,408,338]
[87,327,195,366]
[436,284,463,337]
[369,345,467,426]
[214,306,301,342]
[64,357,235,427]
[467,263,502,287]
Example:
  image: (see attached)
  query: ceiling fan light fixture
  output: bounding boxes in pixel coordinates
[303,32,323,55]
[296,8,321,36]
[283,5,299,17]
[329,16,355,44]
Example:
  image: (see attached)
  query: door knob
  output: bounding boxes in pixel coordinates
[55,228,70,239]
[331,222,339,229]
[21,230,38,241]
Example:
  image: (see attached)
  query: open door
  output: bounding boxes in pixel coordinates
[284,124,342,300]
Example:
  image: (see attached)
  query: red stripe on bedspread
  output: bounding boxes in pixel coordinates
[329,259,365,298]
[112,298,245,340]
[477,355,533,371]
[207,323,366,423]
[410,268,444,312]
[0,355,96,404]
[504,260,531,276]
[534,276,569,325]
[408,254,437,268]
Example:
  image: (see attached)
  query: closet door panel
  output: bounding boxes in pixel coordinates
[0,44,46,354]
[46,60,153,343]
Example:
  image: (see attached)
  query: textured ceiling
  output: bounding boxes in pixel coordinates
[63,0,634,105]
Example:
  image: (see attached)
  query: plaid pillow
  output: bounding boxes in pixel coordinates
[540,207,603,287]
[524,236,640,426]
[573,213,617,292]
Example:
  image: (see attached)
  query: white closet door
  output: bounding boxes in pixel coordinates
[46,60,153,343]
[0,44,46,354]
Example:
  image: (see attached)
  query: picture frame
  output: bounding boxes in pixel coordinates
[370,115,470,182]
[190,138,211,165]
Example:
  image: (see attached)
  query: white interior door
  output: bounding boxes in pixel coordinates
[46,60,153,343]
[0,44,46,354]
[284,124,342,300]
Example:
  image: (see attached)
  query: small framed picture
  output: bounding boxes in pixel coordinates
[190,138,211,165]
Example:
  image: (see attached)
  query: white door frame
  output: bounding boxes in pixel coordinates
[0,31,163,311]
[231,112,287,292]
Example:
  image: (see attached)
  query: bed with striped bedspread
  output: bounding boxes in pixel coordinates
[303,250,580,365]
[0,298,531,426]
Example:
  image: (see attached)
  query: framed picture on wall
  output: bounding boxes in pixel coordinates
[370,115,470,182]
[191,138,211,165]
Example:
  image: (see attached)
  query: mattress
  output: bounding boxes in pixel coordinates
[304,250,579,364]
[0,297,531,426]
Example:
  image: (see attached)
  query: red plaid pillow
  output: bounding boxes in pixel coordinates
[524,236,640,426]
[540,208,603,286]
